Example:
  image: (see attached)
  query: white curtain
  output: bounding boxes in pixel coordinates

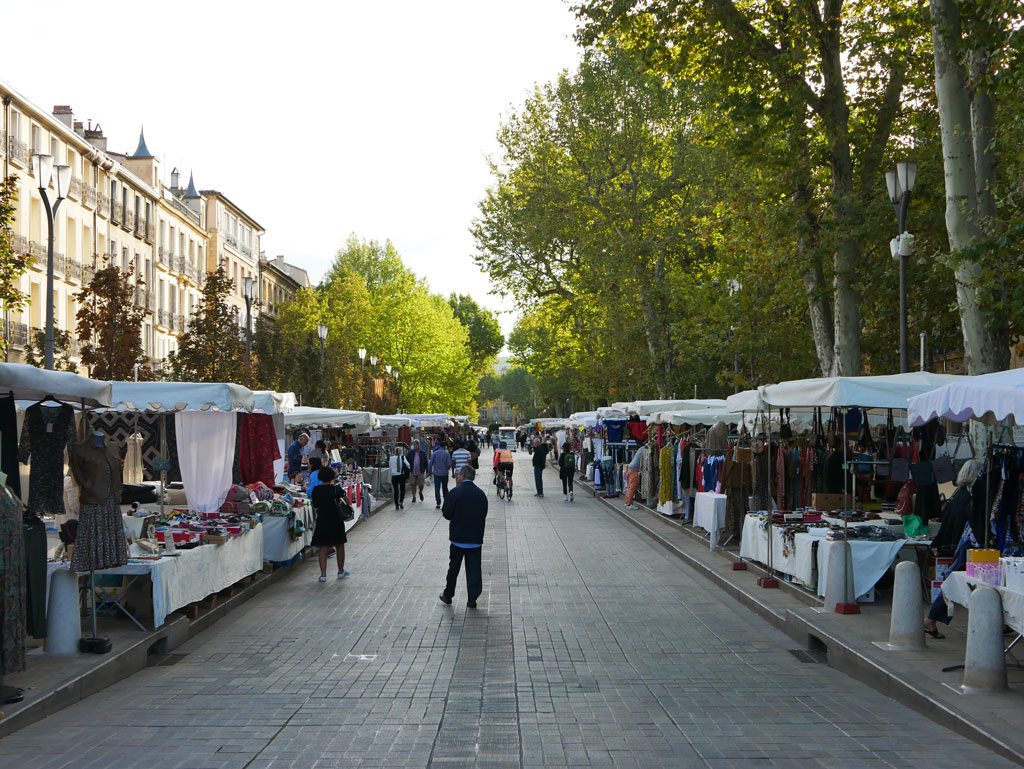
[272,413,286,484]
[175,411,236,512]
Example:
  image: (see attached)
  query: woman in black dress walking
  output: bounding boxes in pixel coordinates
[310,467,353,582]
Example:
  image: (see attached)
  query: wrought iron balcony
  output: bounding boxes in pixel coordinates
[84,187,98,208]
[68,178,84,201]
[147,293,157,312]
[111,202,123,224]
[12,234,29,256]
[224,233,239,251]
[83,264,95,283]
[124,210,136,231]
[6,137,28,166]
[1,320,28,348]
[98,192,110,214]
[67,261,83,283]
[145,223,155,244]
[157,246,171,268]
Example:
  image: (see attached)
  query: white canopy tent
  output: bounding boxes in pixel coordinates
[284,407,378,430]
[759,372,964,410]
[908,368,1024,426]
[595,406,629,420]
[108,381,255,412]
[252,390,296,414]
[567,411,599,429]
[0,362,112,406]
[725,389,765,414]
[650,409,743,426]
[627,398,727,416]
[377,414,414,428]
[402,413,452,429]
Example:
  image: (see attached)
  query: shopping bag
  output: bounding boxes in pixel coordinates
[932,456,955,484]
[902,514,927,538]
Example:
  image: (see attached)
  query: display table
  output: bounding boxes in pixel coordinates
[47,524,264,629]
[739,514,817,587]
[815,537,908,600]
[942,572,1024,636]
[261,503,314,563]
[693,492,727,549]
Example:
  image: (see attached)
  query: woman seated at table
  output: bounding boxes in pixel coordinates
[924,459,984,639]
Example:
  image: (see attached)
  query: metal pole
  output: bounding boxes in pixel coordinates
[899,253,908,373]
[360,358,365,409]
[919,332,926,372]
[42,191,61,370]
[244,296,253,368]
[319,338,325,405]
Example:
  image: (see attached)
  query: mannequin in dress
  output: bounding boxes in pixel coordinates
[69,432,128,573]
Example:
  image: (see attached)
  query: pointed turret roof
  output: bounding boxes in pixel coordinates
[185,172,199,198]
[132,126,152,158]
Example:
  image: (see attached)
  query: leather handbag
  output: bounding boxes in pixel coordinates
[932,455,955,484]
[890,456,911,483]
[910,461,935,486]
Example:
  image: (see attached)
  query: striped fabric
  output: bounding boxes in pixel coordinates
[452,448,472,473]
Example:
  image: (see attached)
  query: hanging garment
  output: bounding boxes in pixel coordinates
[605,421,626,443]
[658,445,674,505]
[679,441,692,492]
[695,452,706,493]
[162,413,183,482]
[641,444,657,502]
[175,411,237,512]
[122,432,144,485]
[775,443,787,509]
[272,413,286,483]
[628,420,648,442]
[18,403,77,517]
[23,518,46,639]
[705,422,729,452]
[751,446,770,511]
[0,396,21,498]
[70,456,128,573]
[703,454,725,494]
[0,483,26,673]
[239,413,281,488]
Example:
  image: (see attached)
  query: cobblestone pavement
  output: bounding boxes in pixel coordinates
[0,454,1015,768]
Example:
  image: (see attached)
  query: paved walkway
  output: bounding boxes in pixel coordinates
[0,453,1014,768]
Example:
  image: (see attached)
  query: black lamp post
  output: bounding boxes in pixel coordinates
[885,161,917,373]
[33,153,72,370]
[243,276,256,369]
[357,347,367,408]
[317,324,328,404]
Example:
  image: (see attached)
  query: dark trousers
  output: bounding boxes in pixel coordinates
[392,475,406,506]
[433,475,449,506]
[561,471,574,495]
[443,544,482,602]
[534,466,544,495]
[24,518,47,638]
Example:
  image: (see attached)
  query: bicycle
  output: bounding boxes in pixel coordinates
[496,468,513,500]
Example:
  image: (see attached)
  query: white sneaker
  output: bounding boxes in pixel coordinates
[318,574,327,583]
[569,492,574,502]
[625,504,637,510]
[563,495,569,502]
[337,569,350,579]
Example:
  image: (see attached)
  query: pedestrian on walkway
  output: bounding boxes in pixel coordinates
[429,439,453,509]
[310,467,353,582]
[287,433,308,478]
[531,436,548,497]
[389,445,410,509]
[559,441,576,502]
[407,439,428,503]
[439,464,488,608]
[452,441,472,478]
[624,445,644,509]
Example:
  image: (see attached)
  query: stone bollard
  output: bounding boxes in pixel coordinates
[820,540,860,614]
[961,586,1008,693]
[874,561,925,651]
[45,568,81,655]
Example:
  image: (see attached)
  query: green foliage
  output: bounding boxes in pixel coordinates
[260,236,480,415]
[168,265,250,384]
[24,328,76,372]
[448,293,504,374]
[75,258,148,380]
[0,176,30,358]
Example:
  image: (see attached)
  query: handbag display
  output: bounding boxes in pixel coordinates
[932,455,955,484]
[910,461,935,486]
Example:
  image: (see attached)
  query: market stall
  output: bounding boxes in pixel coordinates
[0,363,114,703]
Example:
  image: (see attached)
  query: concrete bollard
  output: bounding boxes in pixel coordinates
[44,568,81,655]
[961,586,1008,693]
[874,561,925,651]
[820,540,860,614]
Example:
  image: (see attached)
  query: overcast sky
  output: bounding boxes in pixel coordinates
[0,0,581,338]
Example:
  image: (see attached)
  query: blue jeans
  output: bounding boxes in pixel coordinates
[533,466,544,495]
[928,540,970,624]
[433,475,449,506]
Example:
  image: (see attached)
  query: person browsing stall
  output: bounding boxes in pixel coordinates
[287,433,309,478]
[310,466,353,583]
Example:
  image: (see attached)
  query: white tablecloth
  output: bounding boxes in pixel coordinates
[942,572,1024,635]
[261,503,314,563]
[48,524,264,628]
[815,537,909,599]
[693,492,727,548]
[739,515,817,587]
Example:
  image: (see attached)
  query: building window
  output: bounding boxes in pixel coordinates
[30,124,41,153]
[10,110,21,142]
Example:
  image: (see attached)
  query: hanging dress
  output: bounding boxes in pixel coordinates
[123,432,145,485]
[18,403,77,517]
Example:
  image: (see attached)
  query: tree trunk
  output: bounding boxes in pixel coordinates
[794,180,835,376]
[930,0,1006,374]
[634,265,668,398]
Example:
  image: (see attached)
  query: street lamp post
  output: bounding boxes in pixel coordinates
[385,364,393,411]
[357,347,367,408]
[885,161,917,373]
[243,276,256,369]
[33,154,72,370]
[369,355,378,409]
[317,324,328,405]
[393,369,400,412]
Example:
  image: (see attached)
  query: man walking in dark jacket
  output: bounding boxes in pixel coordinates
[531,437,548,497]
[439,465,488,608]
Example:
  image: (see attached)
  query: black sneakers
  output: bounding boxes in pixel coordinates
[467,601,477,609]
[438,594,452,605]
